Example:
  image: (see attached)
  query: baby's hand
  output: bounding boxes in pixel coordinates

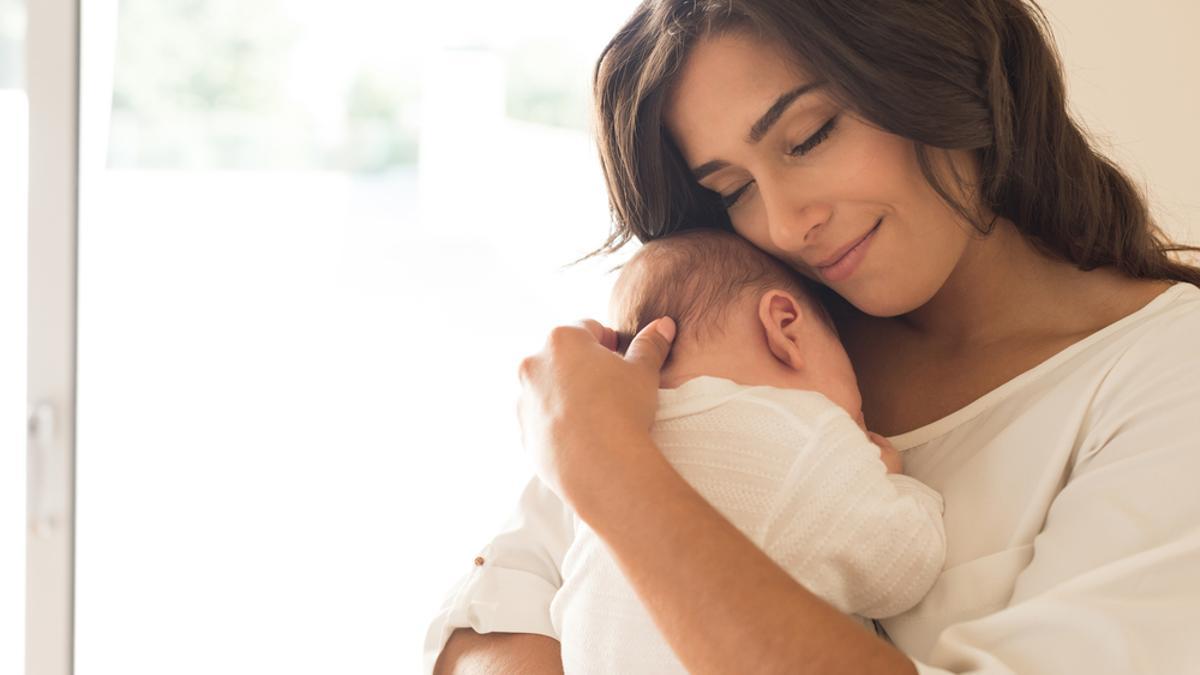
[866,431,903,474]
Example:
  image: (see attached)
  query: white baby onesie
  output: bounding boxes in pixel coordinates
[549,375,946,675]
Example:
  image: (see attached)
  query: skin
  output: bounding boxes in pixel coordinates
[436,29,1172,675]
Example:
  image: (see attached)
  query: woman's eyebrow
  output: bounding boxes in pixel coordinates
[690,81,823,181]
[747,81,822,143]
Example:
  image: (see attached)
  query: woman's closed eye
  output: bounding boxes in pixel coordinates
[789,115,839,158]
[716,114,841,209]
[720,182,755,209]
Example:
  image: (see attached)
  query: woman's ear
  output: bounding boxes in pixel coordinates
[758,290,806,371]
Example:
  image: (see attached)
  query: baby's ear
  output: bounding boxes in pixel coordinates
[758,290,806,371]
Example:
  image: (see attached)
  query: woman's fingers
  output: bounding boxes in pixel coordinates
[518,320,610,389]
[625,317,676,372]
[514,317,675,504]
[575,319,621,352]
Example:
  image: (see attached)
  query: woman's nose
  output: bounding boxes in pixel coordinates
[763,187,832,252]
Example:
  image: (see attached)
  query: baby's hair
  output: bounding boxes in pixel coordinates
[611,229,832,354]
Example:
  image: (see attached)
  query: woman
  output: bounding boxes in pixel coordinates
[429,1,1200,672]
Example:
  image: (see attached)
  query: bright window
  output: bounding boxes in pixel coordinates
[75,2,640,672]
[0,0,26,669]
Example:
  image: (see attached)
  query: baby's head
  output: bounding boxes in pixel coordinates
[610,229,863,422]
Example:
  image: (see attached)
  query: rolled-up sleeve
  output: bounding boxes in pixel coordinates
[422,476,575,674]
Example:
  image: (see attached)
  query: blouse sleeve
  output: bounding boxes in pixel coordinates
[911,312,1200,674]
[421,475,574,675]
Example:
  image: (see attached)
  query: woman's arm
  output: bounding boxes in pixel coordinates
[422,477,574,674]
[434,630,563,675]
[572,431,917,675]
[517,318,917,674]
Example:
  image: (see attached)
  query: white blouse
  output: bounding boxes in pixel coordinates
[423,282,1200,674]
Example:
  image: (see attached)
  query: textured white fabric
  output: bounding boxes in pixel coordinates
[549,380,946,674]
[885,283,1200,674]
[424,282,1200,675]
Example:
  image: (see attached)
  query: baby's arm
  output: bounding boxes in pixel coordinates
[751,403,946,620]
[866,430,903,474]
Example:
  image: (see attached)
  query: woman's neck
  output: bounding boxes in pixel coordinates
[897,218,1137,350]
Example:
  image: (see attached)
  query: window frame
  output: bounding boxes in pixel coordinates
[26,0,80,673]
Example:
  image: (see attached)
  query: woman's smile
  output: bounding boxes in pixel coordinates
[815,217,882,283]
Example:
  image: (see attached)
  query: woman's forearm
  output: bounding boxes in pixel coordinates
[569,436,918,675]
[433,629,564,675]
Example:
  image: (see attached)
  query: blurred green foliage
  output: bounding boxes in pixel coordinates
[107,0,593,170]
[109,0,297,167]
[108,0,421,171]
[504,39,591,131]
[0,0,23,88]
[339,68,420,171]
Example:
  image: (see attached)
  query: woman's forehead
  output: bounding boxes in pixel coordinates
[665,32,821,160]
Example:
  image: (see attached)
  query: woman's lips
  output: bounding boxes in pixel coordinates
[816,218,882,283]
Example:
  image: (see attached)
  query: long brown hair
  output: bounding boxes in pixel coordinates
[588,0,1200,285]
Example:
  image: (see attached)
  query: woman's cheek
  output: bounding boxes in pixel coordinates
[837,222,930,316]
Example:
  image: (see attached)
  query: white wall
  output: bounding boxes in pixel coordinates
[1043,0,1199,245]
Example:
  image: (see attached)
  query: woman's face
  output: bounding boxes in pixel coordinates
[664,31,978,317]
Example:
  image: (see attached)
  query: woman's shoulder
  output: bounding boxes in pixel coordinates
[1053,280,1200,396]
[1004,279,1197,375]
[1081,282,1200,426]
[1108,281,1200,352]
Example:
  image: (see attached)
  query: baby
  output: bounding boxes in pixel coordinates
[548,229,946,674]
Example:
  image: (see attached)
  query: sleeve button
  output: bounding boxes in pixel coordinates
[474,556,485,566]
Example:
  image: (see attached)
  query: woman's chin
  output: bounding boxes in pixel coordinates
[838,282,933,319]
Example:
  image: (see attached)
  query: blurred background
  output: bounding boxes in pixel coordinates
[1,1,1197,673]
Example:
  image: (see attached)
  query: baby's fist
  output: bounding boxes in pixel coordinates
[866,431,903,474]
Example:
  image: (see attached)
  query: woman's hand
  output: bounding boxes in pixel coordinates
[516,316,676,510]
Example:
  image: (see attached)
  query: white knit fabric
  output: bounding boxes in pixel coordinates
[548,377,946,675]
